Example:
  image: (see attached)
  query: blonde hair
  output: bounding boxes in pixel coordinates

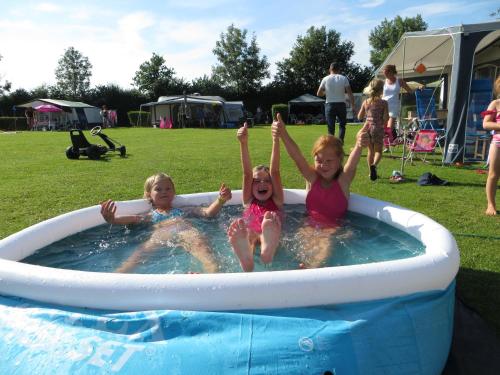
[253,164,270,174]
[363,78,384,99]
[495,76,500,98]
[143,173,175,202]
[311,135,344,167]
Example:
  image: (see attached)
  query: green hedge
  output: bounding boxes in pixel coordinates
[0,117,28,131]
[127,111,151,127]
[271,104,288,123]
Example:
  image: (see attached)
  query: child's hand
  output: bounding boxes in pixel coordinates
[237,122,248,143]
[356,122,370,148]
[100,199,117,223]
[219,183,232,203]
[271,113,285,138]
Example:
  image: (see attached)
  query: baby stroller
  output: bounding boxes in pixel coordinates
[65,126,126,160]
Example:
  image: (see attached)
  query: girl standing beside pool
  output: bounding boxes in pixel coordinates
[482,75,500,216]
[227,121,284,272]
[272,114,369,268]
[100,172,232,273]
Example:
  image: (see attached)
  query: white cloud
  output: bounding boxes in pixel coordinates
[35,2,62,13]
[359,0,386,8]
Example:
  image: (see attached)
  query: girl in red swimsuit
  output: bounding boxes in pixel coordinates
[482,76,500,216]
[273,114,369,268]
[227,122,284,272]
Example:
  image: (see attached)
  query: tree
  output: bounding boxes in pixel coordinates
[54,47,92,99]
[369,15,427,68]
[274,26,369,96]
[212,24,270,95]
[191,74,223,96]
[132,53,184,100]
[0,54,12,96]
[490,8,500,18]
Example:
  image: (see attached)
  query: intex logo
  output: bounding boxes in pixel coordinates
[298,337,314,352]
[447,143,459,153]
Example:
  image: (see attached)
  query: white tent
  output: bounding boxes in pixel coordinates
[141,95,244,128]
[16,99,101,130]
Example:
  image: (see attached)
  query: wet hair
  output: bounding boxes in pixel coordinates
[383,64,397,75]
[252,164,270,174]
[363,78,384,99]
[143,173,175,202]
[495,76,500,98]
[311,135,345,173]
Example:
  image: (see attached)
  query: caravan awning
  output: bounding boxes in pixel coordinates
[142,95,225,107]
[288,94,325,105]
[376,22,500,77]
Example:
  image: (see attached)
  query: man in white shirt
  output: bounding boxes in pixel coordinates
[317,62,356,143]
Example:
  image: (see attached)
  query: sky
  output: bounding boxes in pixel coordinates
[0,0,498,91]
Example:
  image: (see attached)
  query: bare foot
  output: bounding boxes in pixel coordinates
[228,219,254,272]
[260,211,281,264]
[485,205,497,216]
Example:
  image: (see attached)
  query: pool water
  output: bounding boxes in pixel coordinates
[22,204,425,274]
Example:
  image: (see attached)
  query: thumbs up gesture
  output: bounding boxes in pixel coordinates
[237,122,248,143]
[271,112,285,139]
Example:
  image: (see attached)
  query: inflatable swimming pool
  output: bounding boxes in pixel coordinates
[0,189,459,311]
[0,190,459,374]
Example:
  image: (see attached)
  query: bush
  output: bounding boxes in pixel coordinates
[127,111,150,127]
[271,104,288,123]
[0,117,27,131]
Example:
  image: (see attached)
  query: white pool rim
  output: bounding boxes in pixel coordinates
[0,189,459,311]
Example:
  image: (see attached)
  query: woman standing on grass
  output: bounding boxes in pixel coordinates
[482,76,500,216]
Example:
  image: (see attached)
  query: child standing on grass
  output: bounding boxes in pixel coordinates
[357,79,389,181]
[227,121,284,272]
[100,172,232,273]
[482,76,500,216]
[272,114,369,268]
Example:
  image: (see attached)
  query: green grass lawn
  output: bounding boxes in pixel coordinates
[1,125,499,335]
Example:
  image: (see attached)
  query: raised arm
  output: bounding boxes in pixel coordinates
[340,123,370,189]
[195,183,232,217]
[270,129,284,208]
[271,113,316,184]
[100,199,147,225]
[237,123,254,205]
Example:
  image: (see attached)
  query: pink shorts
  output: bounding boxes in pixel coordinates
[492,133,500,147]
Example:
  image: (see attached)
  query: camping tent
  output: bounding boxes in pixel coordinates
[288,94,325,124]
[16,99,102,130]
[140,95,245,128]
[375,21,500,163]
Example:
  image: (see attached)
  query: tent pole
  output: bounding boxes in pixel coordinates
[400,37,407,176]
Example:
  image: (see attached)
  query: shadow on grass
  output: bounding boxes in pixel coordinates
[442,268,500,375]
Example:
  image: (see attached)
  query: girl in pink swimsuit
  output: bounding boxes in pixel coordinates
[481,76,500,216]
[273,114,369,268]
[227,122,284,272]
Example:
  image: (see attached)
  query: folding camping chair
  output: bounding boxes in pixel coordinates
[465,79,493,161]
[415,89,446,154]
[404,129,439,165]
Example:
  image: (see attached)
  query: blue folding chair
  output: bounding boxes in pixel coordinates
[415,89,445,154]
[465,79,493,161]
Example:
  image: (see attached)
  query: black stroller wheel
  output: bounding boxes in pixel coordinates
[65,146,80,159]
